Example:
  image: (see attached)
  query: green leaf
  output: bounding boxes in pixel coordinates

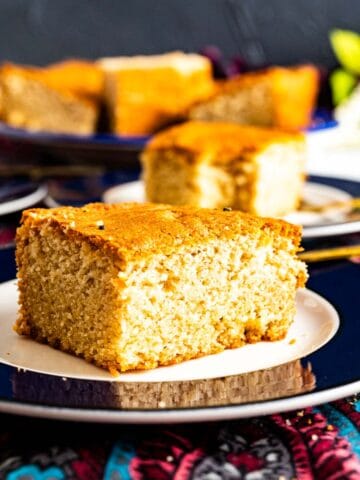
[330,29,360,74]
[329,68,357,105]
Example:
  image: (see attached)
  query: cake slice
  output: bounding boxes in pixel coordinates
[97,51,215,135]
[189,65,319,130]
[0,60,103,134]
[15,203,307,373]
[141,121,306,217]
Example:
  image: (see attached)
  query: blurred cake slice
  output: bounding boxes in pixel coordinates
[97,51,215,135]
[44,59,104,103]
[0,60,103,134]
[15,202,307,373]
[141,121,306,217]
[189,65,319,130]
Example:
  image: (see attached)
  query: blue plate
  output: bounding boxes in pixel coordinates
[0,110,337,169]
[307,108,338,132]
[0,121,150,148]
[0,123,149,169]
[0,109,336,143]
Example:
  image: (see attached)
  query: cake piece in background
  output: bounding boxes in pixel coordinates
[0,60,103,134]
[15,202,307,373]
[189,65,319,131]
[141,121,306,217]
[97,51,215,135]
[44,59,104,103]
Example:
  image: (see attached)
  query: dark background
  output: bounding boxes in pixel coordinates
[0,0,358,69]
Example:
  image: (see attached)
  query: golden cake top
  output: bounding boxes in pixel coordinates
[18,203,303,264]
[144,120,304,164]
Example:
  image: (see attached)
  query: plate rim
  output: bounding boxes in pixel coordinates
[0,111,335,147]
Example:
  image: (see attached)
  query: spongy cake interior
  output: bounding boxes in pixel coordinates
[15,204,307,373]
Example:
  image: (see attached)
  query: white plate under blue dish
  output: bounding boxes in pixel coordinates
[306,127,360,183]
[0,181,48,216]
[102,179,360,239]
[0,263,359,424]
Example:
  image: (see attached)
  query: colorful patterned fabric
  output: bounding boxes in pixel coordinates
[0,395,359,480]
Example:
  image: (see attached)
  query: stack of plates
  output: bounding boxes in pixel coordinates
[0,180,48,218]
[0,180,48,281]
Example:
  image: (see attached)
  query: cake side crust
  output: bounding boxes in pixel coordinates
[15,217,127,372]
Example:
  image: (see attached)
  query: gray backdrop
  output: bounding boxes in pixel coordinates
[0,0,358,68]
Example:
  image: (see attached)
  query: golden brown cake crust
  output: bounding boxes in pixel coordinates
[145,120,304,163]
[18,202,303,261]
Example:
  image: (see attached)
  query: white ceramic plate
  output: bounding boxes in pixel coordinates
[102,180,358,239]
[306,125,360,182]
[0,183,48,216]
[0,280,338,383]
